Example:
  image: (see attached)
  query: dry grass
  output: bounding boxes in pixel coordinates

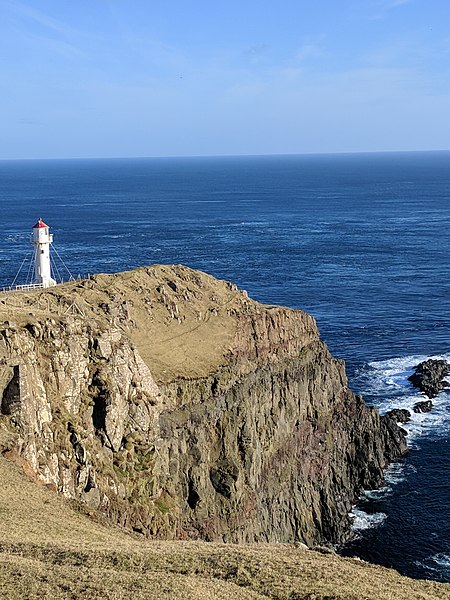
[0,267,448,598]
[0,265,247,382]
[0,456,449,600]
[0,264,315,384]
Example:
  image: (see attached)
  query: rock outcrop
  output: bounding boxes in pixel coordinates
[385,408,411,423]
[413,400,433,413]
[0,265,407,546]
[408,359,450,398]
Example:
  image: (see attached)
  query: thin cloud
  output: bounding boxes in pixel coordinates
[386,0,412,6]
[3,0,74,37]
[296,43,324,62]
[245,44,271,56]
[17,118,42,126]
[368,0,413,20]
[372,0,412,8]
[1,0,93,58]
[280,67,305,81]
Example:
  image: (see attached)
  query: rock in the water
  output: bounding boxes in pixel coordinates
[385,408,411,424]
[408,359,450,398]
[413,400,433,413]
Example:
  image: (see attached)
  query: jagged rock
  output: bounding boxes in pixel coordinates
[0,265,408,547]
[380,413,409,458]
[385,408,411,423]
[413,400,433,413]
[408,359,450,398]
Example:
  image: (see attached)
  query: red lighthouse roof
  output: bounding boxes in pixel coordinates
[33,218,49,229]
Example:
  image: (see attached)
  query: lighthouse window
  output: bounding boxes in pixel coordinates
[41,250,44,254]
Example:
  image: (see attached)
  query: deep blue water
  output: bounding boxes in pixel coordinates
[0,152,449,581]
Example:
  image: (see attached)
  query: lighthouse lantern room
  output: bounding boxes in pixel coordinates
[32,218,56,288]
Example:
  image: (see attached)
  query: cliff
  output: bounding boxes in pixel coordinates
[0,265,407,546]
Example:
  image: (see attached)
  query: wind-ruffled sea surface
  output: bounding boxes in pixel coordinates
[0,152,449,581]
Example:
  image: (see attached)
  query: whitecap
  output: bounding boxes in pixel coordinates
[364,486,392,500]
[349,507,387,531]
[415,553,450,577]
[432,554,450,569]
[352,352,450,441]
[384,461,417,486]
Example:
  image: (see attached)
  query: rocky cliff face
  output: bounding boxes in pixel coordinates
[0,265,407,546]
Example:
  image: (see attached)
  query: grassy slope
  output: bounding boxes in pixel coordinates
[0,265,314,383]
[0,265,247,382]
[0,267,449,598]
[0,456,449,600]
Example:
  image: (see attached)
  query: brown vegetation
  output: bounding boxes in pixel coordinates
[1,455,449,599]
[0,267,447,598]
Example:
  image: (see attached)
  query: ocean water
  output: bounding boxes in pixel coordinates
[0,152,449,581]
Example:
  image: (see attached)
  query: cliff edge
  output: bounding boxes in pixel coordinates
[0,265,406,546]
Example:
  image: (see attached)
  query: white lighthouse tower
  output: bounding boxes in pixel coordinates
[31,218,56,288]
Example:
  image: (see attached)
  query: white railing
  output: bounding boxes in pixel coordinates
[0,283,45,294]
[0,274,87,296]
[15,283,45,291]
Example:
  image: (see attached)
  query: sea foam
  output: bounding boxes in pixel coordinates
[416,553,450,579]
[349,508,387,532]
[352,353,450,442]
[347,353,450,541]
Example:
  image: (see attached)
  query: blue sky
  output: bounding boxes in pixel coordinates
[1,0,449,159]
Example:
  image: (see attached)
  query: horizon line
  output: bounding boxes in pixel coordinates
[1,148,450,163]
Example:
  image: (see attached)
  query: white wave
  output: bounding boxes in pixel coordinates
[432,554,450,569]
[362,462,415,495]
[352,352,450,441]
[238,221,269,227]
[56,202,98,207]
[346,353,450,537]
[384,461,417,486]
[349,508,387,531]
[415,553,450,576]
[364,486,392,500]
[364,352,450,384]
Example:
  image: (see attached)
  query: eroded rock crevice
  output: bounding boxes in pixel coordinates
[90,371,109,435]
[1,365,20,417]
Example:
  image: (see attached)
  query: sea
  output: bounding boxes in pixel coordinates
[0,151,449,582]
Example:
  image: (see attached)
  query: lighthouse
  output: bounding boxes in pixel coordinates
[31,218,56,288]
